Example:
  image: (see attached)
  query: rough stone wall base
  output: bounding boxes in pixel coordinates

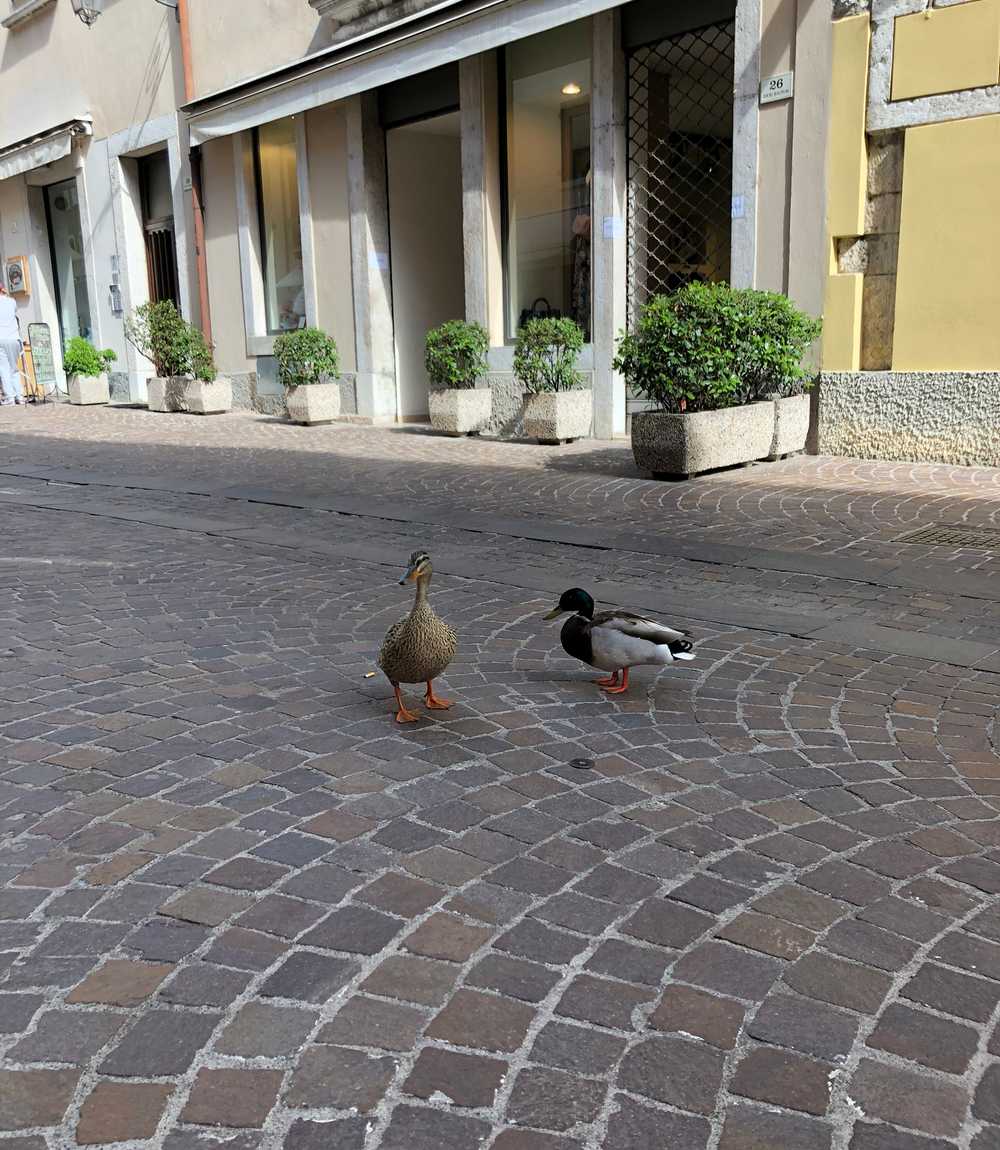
[227,372,359,418]
[818,372,1000,467]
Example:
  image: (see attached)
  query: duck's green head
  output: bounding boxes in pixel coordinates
[400,551,432,585]
[544,588,594,621]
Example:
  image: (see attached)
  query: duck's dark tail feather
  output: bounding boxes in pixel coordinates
[669,639,696,662]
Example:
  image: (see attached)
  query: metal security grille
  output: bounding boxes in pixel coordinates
[896,525,1000,551]
[626,21,736,326]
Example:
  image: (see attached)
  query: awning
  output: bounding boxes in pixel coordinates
[186,0,619,144]
[0,119,92,182]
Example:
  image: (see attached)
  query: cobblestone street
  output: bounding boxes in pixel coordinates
[1,404,999,1149]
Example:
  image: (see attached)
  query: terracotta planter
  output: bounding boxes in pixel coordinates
[524,390,593,444]
[631,403,776,478]
[184,378,232,415]
[68,374,110,405]
[146,377,186,413]
[286,382,340,424]
[428,388,492,436]
[768,394,811,459]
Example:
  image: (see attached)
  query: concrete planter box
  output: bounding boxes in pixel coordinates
[429,388,492,436]
[68,374,110,405]
[524,390,593,444]
[769,394,811,458]
[286,382,340,425]
[184,378,232,415]
[146,377,187,413]
[631,402,776,478]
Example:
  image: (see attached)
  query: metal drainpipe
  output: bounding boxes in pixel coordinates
[177,0,212,342]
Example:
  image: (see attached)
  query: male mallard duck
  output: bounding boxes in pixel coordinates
[544,588,695,694]
[378,551,458,723]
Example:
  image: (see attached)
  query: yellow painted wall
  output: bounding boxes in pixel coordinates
[892,115,1000,371]
[822,265,864,372]
[892,0,1000,101]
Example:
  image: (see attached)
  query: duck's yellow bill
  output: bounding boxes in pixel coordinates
[543,607,565,620]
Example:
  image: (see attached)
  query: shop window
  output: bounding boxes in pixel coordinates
[44,177,92,349]
[502,19,592,342]
[252,117,305,334]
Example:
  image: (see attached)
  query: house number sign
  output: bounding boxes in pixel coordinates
[760,71,794,104]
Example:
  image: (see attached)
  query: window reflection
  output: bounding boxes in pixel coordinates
[252,117,305,334]
[503,20,592,341]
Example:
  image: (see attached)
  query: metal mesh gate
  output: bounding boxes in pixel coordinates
[626,20,736,326]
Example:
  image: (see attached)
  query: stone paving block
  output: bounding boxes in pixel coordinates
[718,1105,832,1149]
[181,1068,284,1128]
[204,926,288,971]
[784,952,892,1014]
[467,952,561,1003]
[9,1009,125,1064]
[300,904,403,954]
[285,1045,396,1111]
[650,984,745,1048]
[850,1058,968,1138]
[620,1034,726,1116]
[530,1021,627,1074]
[849,1124,954,1149]
[99,1009,220,1076]
[76,1081,173,1145]
[159,963,252,1007]
[0,1068,80,1131]
[359,871,442,917]
[66,959,174,1005]
[622,898,712,948]
[672,941,783,1001]
[718,911,815,959]
[360,955,458,1006]
[901,962,1000,1021]
[506,1067,606,1131]
[867,1002,978,1074]
[0,993,42,1034]
[215,1001,317,1056]
[747,993,857,1060]
[730,1046,831,1115]
[975,1064,1000,1124]
[554,973,655,1030]
[426,988,535,1053]
[235,892,327,938]
[284,1119,367,1150]
[318,995,427,1051]
[379,1106,491,1150]
[405,1046,507,1108]
[159,887,253,926]
[260,951,358,1003]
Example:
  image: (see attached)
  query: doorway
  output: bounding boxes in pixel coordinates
[138,151,180,308]
[44,177,92,348]
[386,111,465,420]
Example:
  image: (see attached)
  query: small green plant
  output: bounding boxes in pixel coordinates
[187,324,217,383]
[424,320,489,390]
[513,317,585,393]
[125,301,191,378]
[63,337,116,378]
[613,283,822,414]
[273,327,340,388]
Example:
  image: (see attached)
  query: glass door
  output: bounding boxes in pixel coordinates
[44,178,93,347]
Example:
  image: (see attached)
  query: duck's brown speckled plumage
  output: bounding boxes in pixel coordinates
[377,553,457,686]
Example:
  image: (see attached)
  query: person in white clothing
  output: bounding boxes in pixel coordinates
[0,285,23,405]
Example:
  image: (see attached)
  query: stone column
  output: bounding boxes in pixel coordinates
[591,9,627,440]
[731,0,762,289]
[460,54,504,344]
[346,91,397,423]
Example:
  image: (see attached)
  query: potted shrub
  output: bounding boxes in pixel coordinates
[275,327,340,425]
[425,319,491,436]
[64,337,116,405]
[125,301,191,413]
[514,317,590,444]
[182,326,232,415]
[614,283,821,478]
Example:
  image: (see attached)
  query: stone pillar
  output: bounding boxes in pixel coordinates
[346,91,397,423]
[460,54,504,344]
[591,9,627,440]
[731,0,762,289]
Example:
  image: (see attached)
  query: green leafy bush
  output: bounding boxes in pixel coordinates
[273,327,340,388]
[125,301,191,378]
[513,317,585,393]
[613,283,822,414]
[63,337,116,378]
[187,325,217,383]
[424,320,489,390]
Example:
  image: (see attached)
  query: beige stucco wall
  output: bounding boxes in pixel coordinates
[756,0,796,294]
[0,0,182,148]
[187,0,325,102]
[201,136,254,376]
[305,104,355,373]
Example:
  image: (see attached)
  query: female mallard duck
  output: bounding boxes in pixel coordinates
[544,588,695,694]
[378,551,458,723]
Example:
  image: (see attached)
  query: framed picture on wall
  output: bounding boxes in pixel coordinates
[6,256,29,296]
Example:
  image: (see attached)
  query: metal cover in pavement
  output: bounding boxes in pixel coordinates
[896,524,1000,551]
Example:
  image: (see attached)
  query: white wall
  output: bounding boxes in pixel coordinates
[386,117,465,418]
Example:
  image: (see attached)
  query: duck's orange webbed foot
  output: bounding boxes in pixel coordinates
[393,684,419,723]
[425,681,453,710]
[595,672,620,687]
[601,668,631,695]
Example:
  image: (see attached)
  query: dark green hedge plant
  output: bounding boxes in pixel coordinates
[424,320,489,390]
[63,337,116,378]
[274,327,340,388]
[513,317,585,393]
[188,326,217,383]
[614,283,822,414]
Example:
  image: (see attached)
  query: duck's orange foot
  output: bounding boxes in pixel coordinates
[393,684,419,723]
[425,681,453,710]
[595,672,620,687]
[601,668,630,695]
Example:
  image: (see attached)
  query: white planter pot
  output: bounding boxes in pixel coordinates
[769,393,811,458]
[524,390,593,444]
[184,378,232,415]
[285,382,340,425]
[146,377,186,413]
[428,388,492,436]
[67,374,110,405]
[631,402,777,478]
